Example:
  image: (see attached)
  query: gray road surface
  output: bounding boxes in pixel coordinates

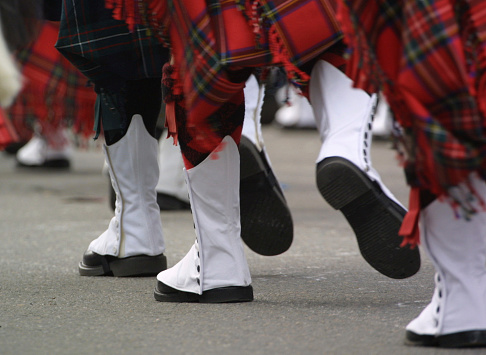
[0,126,479,355]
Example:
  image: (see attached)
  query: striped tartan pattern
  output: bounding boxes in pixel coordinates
[148,0,343,153]
[0,108,19,150]
[56,0,167,91]
[260,0,342,67]
[6,22,97,145]
[60,0,342,155]
[337,0,486,198]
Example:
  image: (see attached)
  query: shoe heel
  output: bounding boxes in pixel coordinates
[316,157,371,210]
[200,285,254,303]
[317,157,420,279]
[78,262,106,276]
[110,255,167,277]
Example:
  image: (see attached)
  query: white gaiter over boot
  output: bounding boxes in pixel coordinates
[242,74,265,151]
[406,174,486,347]
[79,115,166,276]
[311,60,401,206]
[310,60,420,279]
[155,136,253,302]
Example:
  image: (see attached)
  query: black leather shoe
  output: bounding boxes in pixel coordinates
[239,136,293,256]
[79,250,167,277]
[16,157,70,169]
[3,141,27,155]
[109,184,190,211]
[404,330,437,347]
[154,281,254,303]
[438,330,486,348]
[316,157,420,279]
[156,192,191,211]
[406,329,486,348]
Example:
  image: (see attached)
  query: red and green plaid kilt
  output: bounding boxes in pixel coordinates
[0,108,19,150]
[105,0,342,153]
[56,0,168,90]
[337,0,486,197]
[6,22,97,144]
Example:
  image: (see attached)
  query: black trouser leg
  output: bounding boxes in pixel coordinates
[104,78,162,145]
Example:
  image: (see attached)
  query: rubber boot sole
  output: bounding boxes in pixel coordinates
[16,158,70,169]
[154,281,254,303]
[316,157,420,279]
[79,254,167,277]
[239,136,293,256]
[405,329,486,348]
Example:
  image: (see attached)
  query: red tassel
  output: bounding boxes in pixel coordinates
[268,25,310,87]
[105,0,141,31]
[165,101,178,145]
[399,187,421,248]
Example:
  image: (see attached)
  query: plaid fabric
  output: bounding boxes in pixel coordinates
[0,108,19,150]
[62,0,342,157]
[6,22,97,146]
[167,0,340,104]
[261,0,342,67]
[337,0,486,198]
[116,0,343,154]
[56,0,168,92]
[0,0,42,51]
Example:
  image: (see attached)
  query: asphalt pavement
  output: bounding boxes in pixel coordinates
[0,126,477,355]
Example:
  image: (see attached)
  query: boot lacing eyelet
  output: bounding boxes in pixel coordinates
[195,239,201,286]
[111,175,122,241]
[434,273,445,330]
[362,99,376,173]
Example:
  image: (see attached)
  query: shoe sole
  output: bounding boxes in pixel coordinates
[16,158,70,169]
[438,330,486,348]
[316,157,420,279]
[404,330,437,346]
[154,283,254,303]
[78,254,167,277]
[239,137,294,256]
[405,330,486,348]
[239,136,293,256]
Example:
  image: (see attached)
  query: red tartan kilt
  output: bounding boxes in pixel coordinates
[149,0,342,69]
[215,0,342,68]
[214,1,271,67]
[264,0,341,66]
[106,0,343,155]
[7,22,97,143]
[0,108,19,149]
